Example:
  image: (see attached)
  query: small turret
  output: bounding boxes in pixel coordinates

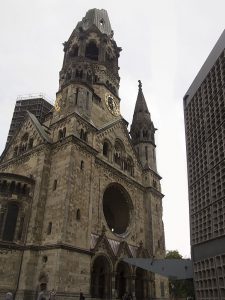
[130,81,157,171]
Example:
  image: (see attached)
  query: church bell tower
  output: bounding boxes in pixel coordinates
[55,9,122,127]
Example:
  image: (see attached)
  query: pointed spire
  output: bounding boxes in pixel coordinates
[130,81,157,171]
[130,81,155,145]
[133,80,150,116]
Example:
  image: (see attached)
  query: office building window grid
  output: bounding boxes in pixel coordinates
[185,45,225,299]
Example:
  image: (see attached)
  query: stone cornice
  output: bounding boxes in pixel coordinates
[0,143,50,169]
[132,140,156,147]
[93,82,120,99]
[0,173,35,184]
[143,167,162,180]
[0,241,93,255]
[53,135,98,156]
[146,186,164,199]
[57,80,95,95]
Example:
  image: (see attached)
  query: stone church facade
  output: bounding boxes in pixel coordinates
[0,9,168,300]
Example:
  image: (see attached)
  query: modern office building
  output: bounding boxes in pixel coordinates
[184,30,225,299]
[6,95,53,145]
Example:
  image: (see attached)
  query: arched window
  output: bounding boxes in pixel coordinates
[20,133,29,154]
[103,142,109,157]
[114,140,124,166]
[76,209,81,220]
[80,129,84,140]
[62,127,66,138]
[158,240,160,249]
[80,160,84,170]
[1,180,8,192]
[2,203,19,241]
[143,129,148,138]
[22,184,27,195]
[75,69,83,79]
[53,179,57,191]
[10,181,16,193]
[16,182,21,194]
[70,45,78,57]
[39,273,48,291]
[58,129,63,140]
[22,133,29,142]
[135,131,140,139]
[28,138,34,149]
[85,41,99,61]
[47,222,52,235]
[66,69,72,80]
[80,129,87,141]
[86,70,92,82]
[14,146,18,157]
[127,157,134,176]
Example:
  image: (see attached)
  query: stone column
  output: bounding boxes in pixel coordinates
[143,277,149,299]
[111,272,117,299]
[78,37,86,57]
[130,275,136,300]
[99,39,107,62]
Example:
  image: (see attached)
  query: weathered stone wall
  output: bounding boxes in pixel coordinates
[0,250,22,298]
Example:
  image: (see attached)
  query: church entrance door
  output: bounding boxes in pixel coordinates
[135,267,146,300]
[115,261,130,298]
[91,255,111,299]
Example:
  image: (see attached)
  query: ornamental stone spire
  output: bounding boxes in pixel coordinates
[130,81,157,171]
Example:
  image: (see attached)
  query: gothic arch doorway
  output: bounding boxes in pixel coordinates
[91,255,111,299]
[135,267,147,300]
[115,261,131,298]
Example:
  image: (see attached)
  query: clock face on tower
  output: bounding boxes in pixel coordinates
[105,93,120,116]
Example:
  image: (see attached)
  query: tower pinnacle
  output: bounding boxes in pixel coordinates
[130,81,157,171]
[138,80,142,89]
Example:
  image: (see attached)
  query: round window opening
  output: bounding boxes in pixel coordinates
[103,184,132,235]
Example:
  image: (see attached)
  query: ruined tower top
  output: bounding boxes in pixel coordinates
[58,8,121,96]
[75,9,113,37]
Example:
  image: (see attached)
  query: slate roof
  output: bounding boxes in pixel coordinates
[27,111,51,143]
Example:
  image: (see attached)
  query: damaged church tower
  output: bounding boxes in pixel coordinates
[0,9,168,300]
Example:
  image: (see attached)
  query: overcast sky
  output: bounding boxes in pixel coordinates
[1,0,225,257]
